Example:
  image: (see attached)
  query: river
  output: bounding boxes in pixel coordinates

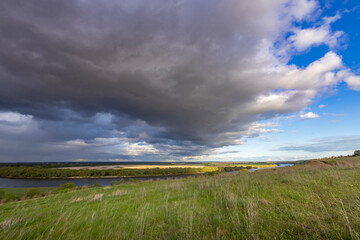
[248,163,294,172]
[0,174,199,188]
[226,163,294,174]
[0,163,294,188]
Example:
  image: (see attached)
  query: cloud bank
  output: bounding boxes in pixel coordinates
[275,136,360,153]
[0,0,358,161]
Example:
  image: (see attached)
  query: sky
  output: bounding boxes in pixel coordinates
[0,0,359,162]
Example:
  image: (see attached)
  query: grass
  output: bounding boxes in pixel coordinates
[1,157,360,239]
[0,187,56,196]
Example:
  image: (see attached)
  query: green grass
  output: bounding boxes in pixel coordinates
[1,157,360,239]
[0,187,56,196]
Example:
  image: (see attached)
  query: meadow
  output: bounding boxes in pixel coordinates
[58,164,205,170]
[1,157,360,239]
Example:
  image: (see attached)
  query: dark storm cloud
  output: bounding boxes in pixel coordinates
[0,0,344,161]
[0,0,265,145]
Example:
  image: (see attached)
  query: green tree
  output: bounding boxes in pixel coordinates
[354,150,360,156]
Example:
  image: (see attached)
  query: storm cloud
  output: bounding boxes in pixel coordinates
[0,0,355,161]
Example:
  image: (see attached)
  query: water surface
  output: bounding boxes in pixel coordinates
[225,163,294,174]
[0,174,198,188]
[0,163,294,188]
[248,163,294,172]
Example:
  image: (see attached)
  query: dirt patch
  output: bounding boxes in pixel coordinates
[93,194,103,201]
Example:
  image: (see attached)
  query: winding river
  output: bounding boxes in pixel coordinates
[0,163,294,188]
[248,163,294,172]
[0,175,199,188]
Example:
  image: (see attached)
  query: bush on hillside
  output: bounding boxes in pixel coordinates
[4,193,20,203]
[111,179,125,186]
[25,188,41,199]
[59,182,76,189]
[90,183,102,188]
[0,190,5,200]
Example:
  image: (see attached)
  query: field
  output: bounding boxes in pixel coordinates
[58,164,205,170]
[58,163,278,170]
[1,157,360,239]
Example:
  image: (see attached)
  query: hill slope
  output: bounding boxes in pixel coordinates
[1,157,360,239]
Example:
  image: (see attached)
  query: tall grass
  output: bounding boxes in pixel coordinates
[1,157,360,239]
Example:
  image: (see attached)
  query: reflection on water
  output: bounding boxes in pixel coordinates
[225,163,294,174]
[248,163,294,172]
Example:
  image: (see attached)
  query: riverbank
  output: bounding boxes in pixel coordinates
[0,172,205,180]
[0,187,56,195]
[0,173,201,188]
[0,164,290,188]
[0,163,280,180]
[1,156,360,239]
[0,166,219,179]
[0,165,290,194]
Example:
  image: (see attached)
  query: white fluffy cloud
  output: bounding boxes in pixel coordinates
[344,76,360,90]
[336,70,360,90]
[287,13,343,51]
[300,112,320,120]
[289,0,318,20]
[289,28,343,51]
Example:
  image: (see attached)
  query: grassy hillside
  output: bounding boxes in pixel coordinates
[0,187,56,196]
[1,157,360,239]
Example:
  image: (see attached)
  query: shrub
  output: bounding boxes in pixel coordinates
[354,150,360,156]
[54,188,71,194]
[238,169,250,174]
[59,182,76,189]
[110,179,124,186]
[4,193,20,203]
[0,190,5,200]
[205,171,216,176]
[90,183,102,188]
[25,188,41,199]
[110,181,119,186]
